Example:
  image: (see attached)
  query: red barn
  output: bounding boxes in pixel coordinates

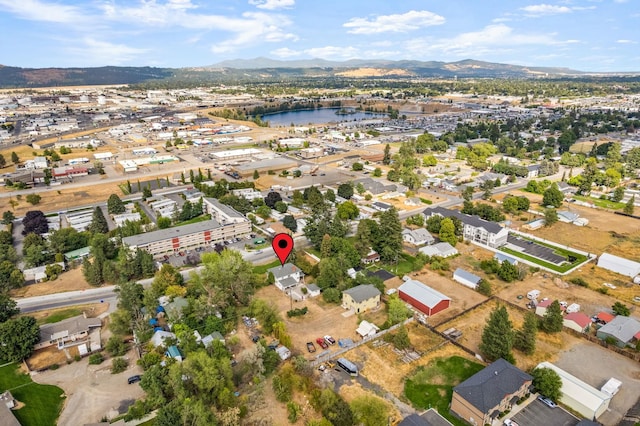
[398,279,451,316]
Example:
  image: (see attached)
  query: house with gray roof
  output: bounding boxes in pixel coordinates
[424,206,509,248]
[596,315,640,347]
[453,268,482,289]
[35,315,102,350]
[402,228,435,246]
[398,410,453,426]
[342,284,381,314]
[419,242,458,258]
[451,359,533,425]
[268,263,303,292]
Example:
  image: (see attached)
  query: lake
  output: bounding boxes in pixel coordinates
[261,108,387,126]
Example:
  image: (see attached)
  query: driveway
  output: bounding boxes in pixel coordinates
[512,398,579,426]
[556,343,640,426]
[31,348,145,426]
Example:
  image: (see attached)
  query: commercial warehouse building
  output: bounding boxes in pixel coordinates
[535,362,610,421]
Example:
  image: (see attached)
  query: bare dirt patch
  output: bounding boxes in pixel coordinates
[27,345,81,371]
[11,267,93,298]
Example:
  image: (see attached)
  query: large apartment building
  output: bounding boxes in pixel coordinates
[424,206,509,248]
[122,217,251,257]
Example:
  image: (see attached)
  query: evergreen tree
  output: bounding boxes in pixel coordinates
[541,300,564,333]
[10,152,19,164]
[376,207,402,263]
[624,196,635,215]
[253,169,260,179]
[611,186,625,203]
[514,312,538,355]
[480,305,515,363]
[89,206,109,234]
[383,144,391,165]
[107,194,126,214]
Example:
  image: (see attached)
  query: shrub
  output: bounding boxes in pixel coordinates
[286,307,308,318]
[49,364,59,370]
[568,277,589,287]
[106,336,127,356]
[111,357,128,374]
[596,287,609,295]
[74,354,82,362]
[88,353,104,365]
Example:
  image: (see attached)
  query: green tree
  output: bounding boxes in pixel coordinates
[274,201,288,213]
[0,294,19,323]
[1,211,15,225]
[0,316,40,361]
[544,208,558,227]
[0,153,5,168]
[325,188,336,203]
[316,389,355,426]
[108,194,126,215]
[624,196,635,215]
[89,206,109,234]
[0,261,24,291]
[337,201,359,220]
[350,395,391,426]
[142,185,152,200]
[438,217,457,246]
[387,295,412,325]
[477,279,492,296]
[514,312,538,355]
[611,186,625,203]
[480,305,515,363]
[383,144,391,165]
[25,194,41,205]
[462,186,474,202]
[337,183,354,200]
[532,367,562,402]
[612,301,630,316]
[372,168,382,177]
[541,300,564,333]
[157,216,171,229]
[377,207,402,263]
[106,336,127,356]
[256,205,271,219]
[497,260,519,283]
[253,169,260,180]
[282,215,297,232]
[542,183,563,207]
[393,324,411,350]
[11,151,19,164]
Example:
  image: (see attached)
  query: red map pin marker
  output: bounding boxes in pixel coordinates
[272,233,294,266]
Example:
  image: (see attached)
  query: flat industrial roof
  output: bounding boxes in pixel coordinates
[122,219,221,246]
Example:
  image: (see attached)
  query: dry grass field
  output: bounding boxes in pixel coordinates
[10,268,94,298]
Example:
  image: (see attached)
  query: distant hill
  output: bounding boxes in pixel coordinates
[0,59,593,88]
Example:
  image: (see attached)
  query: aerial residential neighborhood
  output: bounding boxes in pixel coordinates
[2,2,640,426]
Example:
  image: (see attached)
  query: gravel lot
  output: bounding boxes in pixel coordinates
[556,342,640,426]
[31,348,145,426]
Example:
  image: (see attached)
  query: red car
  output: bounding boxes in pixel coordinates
[316,337,328,349]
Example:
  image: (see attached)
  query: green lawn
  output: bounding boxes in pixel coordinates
[382,253,422,276]
[500,236,589,273]
[37,308,82,325]
[573,195,625,210]
[0,363,64,426]
[252,259,281,274]
[405,356,484,426]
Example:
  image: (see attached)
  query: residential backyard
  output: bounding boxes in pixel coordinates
[0,363,64,426]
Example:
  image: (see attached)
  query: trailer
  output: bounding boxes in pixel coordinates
[601,378,622,397]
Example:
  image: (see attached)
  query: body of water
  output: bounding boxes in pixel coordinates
[261,108,387,126]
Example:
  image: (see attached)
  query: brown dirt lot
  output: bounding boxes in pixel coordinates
[10,267,93,298]
[433,298,582,371]
[252,285,362,359]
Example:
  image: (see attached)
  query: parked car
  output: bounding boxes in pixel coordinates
[306,342,316,353]
[538,396,557,408]
[128,375,142,384]
[324,335,336,345]
[316,337,328,349]
[503,419,519,426]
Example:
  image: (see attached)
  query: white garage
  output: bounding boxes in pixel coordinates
[536,362,610,420]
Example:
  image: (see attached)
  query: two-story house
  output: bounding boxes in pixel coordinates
[268,263,303,292]
[342,284,381,314]
[424,206,509,248]
[451,359,533,425]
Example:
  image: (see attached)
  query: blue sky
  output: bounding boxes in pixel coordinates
[0,0,637,71]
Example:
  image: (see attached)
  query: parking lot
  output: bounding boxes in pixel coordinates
[512,399,579,426]
[506,235,567,265]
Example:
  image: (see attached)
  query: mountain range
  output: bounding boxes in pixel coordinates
[0,58,598,88]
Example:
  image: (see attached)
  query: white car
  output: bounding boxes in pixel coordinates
[503,419,519,426]
[603,283,617,289]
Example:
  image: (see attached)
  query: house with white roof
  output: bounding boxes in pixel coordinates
[453,268,482,289]
[419,242,458,258]
[597,253,640,278]
[268,263,303,292]
[424,206,509,248]
[402,228,435,246]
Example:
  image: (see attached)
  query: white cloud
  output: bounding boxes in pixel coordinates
[0,0,88,24]
[270,47,301,58]
[303,46,359,59]
[66,38,149,65]
[406,24,569,58]
[344,10,445,34]
[492,17,512,23]
[614,0,628,3]
[521,4,572,16]
[617,39,636,44]
[248,0,295,9]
